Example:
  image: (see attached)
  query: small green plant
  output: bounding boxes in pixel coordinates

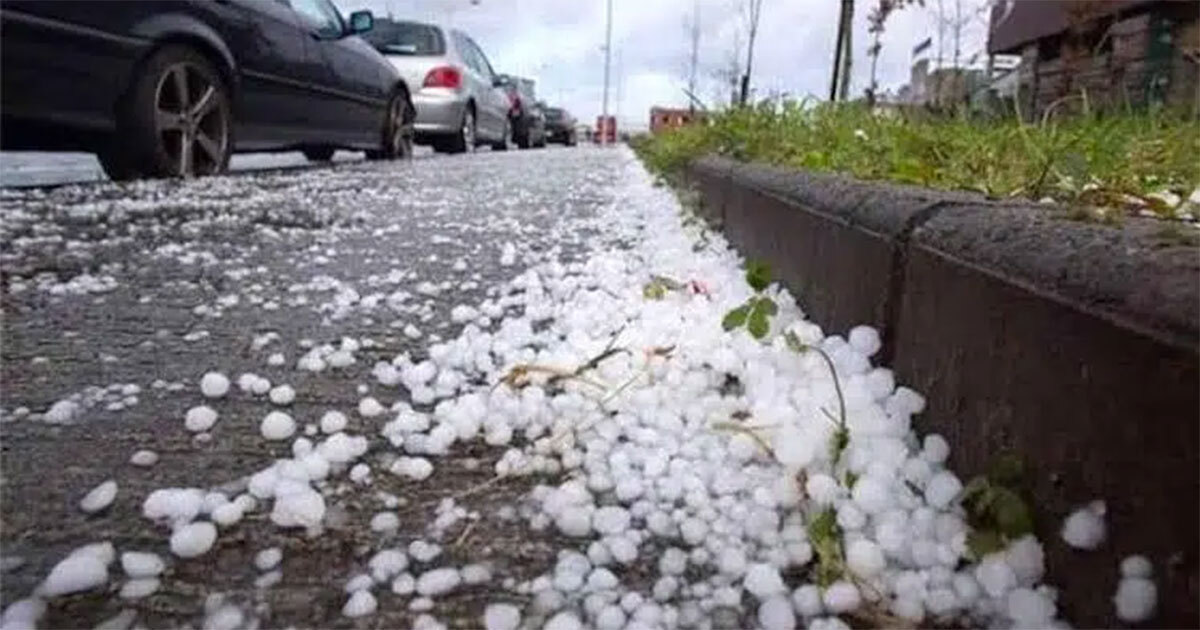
[961,453,1035,559]
[807,507,845,587]
[785,331,850,468]
[643,275,684,300]
[723,261,777,339]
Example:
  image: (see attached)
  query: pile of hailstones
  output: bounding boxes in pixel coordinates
[4,154,1159,630]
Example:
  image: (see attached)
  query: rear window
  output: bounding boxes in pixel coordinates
[545,108,564,120]
[364,21,444,56]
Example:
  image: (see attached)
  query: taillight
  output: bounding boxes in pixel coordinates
[423,66,461,89]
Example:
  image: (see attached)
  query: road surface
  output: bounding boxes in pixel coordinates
[0,146,628,629]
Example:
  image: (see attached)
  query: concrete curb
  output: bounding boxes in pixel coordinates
[684,155,1199,628]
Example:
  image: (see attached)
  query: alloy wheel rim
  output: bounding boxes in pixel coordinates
[154,62,228,177]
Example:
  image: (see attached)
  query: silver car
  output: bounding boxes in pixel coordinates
[363,19,511,153]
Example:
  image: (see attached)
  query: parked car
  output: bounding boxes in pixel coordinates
[0,0,415,179]
[364,18,511,153]
[544,107,577,145]
[496,75,545,149]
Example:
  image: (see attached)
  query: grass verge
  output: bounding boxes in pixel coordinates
[631,102,1200,221]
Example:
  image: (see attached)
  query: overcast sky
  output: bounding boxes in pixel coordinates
[337,0,994,130]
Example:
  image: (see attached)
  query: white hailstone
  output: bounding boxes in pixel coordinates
[371,512,400,533]
[184,405,218,432]
[121,552,164,578]
[1005,535,1045,585]
[592,506,631,536]
[845,539,886,578]
[758,595,797,630]
[679,517,708,545]
[788,321,824,347]
[350,463,371,484]
[556,507,593,537]
[1061,500,1107,550]
[805,474,841,505]
[718,546,748,576]
[821,581,861,613]
[921,434,950,464]
[543,611,583,630]
[772,425,814,469]
[260,411,296,440]
[1113,576,1157,622]
[587,567,620,590]
[1,598,46,628]
[391,573,416,595]
[791,584,823,617]
[79,480,118,514]
[1120,555,1153,579]
[169,522,218,558]
[483,603,521,630]
[119,577,160,599]
[344,574,374,593]
[847,326,882,357]
[255,570,283,590]
[924,471,963,509]
[268,353,286,367]
[1006,587,1056,627]
[211,502,244,527]
[320,410,348,434]
[744,563,786,599]
[408,540,442,563]
[851,475,894,514]
[461,564,491,584]
[129,449,159,467]
[342,590,377,618]
[975,553,1017,598]
[416,568,462,596]
[369,549,408,582]
[270,487,325,528]
[595,605,626,630]
[268,384,296,405]
[142,487,204,524]
[390,457,434,481]
[358,397,385,418]
[199,372,230,398]
[254,548,283,572]
[658,548,687,576]
[39,551,110,596]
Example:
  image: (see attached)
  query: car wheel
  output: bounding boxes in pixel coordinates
[448,107,476,154]
[303,147,335,162]
[119,45,232,179]
[366,91,413,161]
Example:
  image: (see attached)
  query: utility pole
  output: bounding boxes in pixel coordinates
[838,0,853,102]
[601,0,613,145]
[687,0,700,114]
[829,0,853,102]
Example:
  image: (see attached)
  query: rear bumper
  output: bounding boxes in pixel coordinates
[411,88,468,138]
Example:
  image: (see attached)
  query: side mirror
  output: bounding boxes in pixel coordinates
[347,10,373,35]
[492,76,509,87]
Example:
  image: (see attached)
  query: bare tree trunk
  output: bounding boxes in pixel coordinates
[838,0,854,102]
[739,0,764,105]
[830,0,846,100]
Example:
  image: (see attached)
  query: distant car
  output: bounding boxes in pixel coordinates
[0,0,415,179]
[544,107,577,145]
[496,76,546,149]
[365,19,511,153]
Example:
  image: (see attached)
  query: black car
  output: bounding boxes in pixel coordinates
[0,0,415,179]
[543,107,576,146]
[497,75,545,149]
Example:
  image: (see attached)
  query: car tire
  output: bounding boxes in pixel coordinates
[97,143,138,180]
[116,45,232,180]
[447,106,475,154]
[303,147,335,162]
[366,91,413,161]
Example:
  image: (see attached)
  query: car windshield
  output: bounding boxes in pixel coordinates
[545,108,564,121]
[364,20,444,55]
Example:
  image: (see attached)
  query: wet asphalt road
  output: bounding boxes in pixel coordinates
[0,146,630,628]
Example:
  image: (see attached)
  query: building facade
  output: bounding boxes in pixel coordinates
[649,107,702,134]
[988,0,1199,117]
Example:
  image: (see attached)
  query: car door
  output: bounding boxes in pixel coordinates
[219,0,314,148]
[462,35,509,141]
[285,0,378,143]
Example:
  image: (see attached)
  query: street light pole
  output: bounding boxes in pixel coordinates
[601,0,613,145]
